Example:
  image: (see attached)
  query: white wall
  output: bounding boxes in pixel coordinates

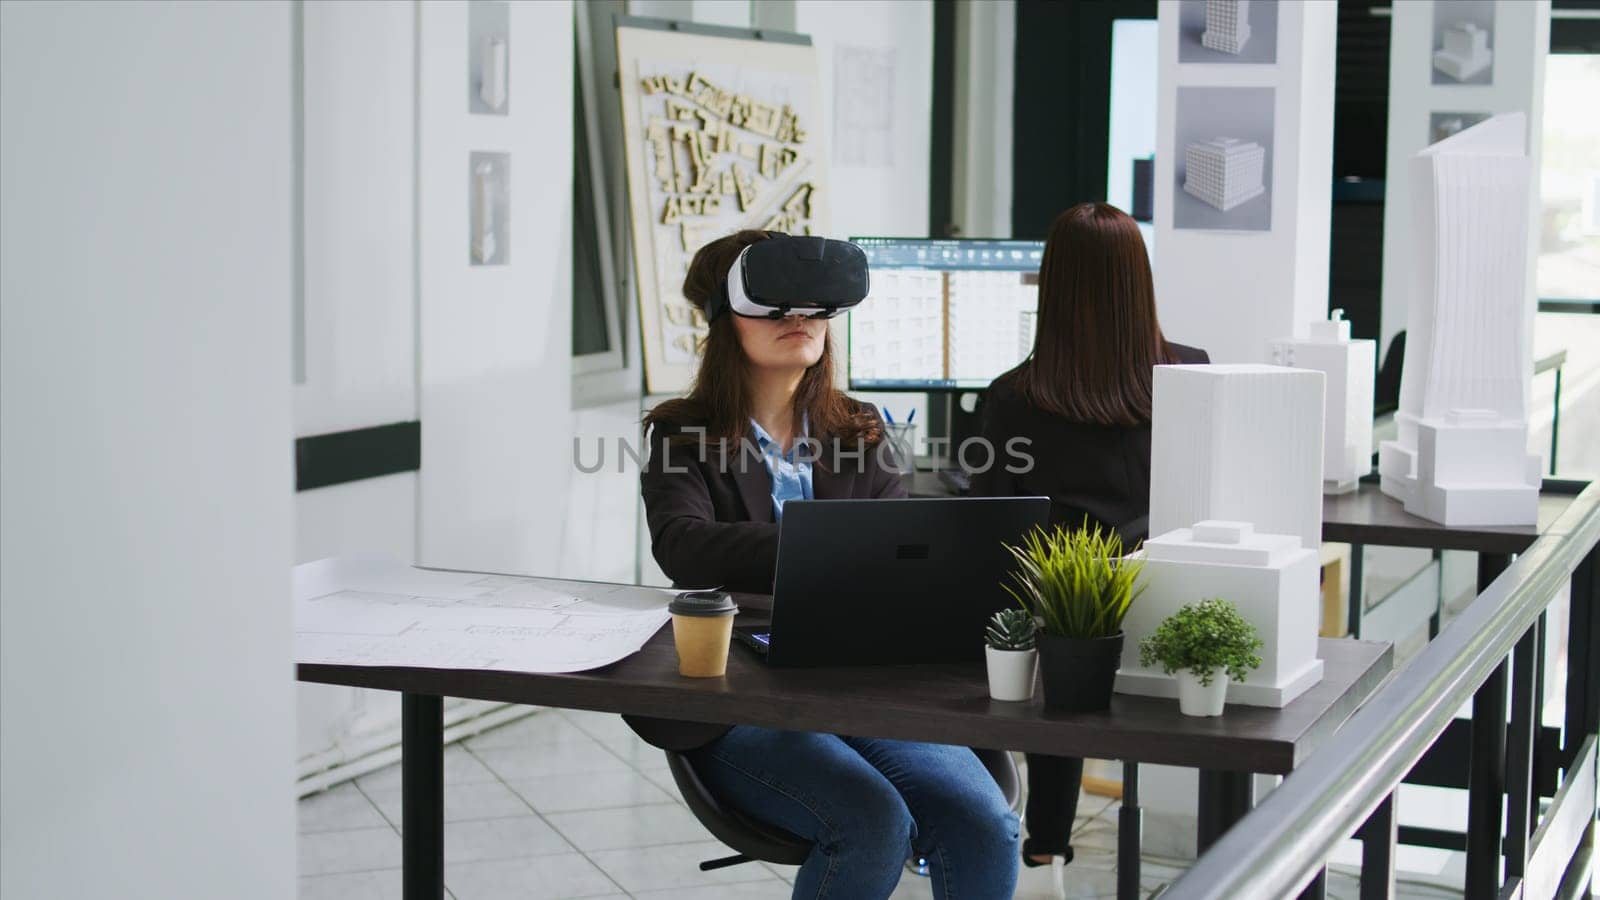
[294,0,423,768]
[297,0,419,439]
[1378,0,1550,350]
[0,2,295,897]
[797,0,937,429]
[1153,0,1337,362]
[952,0,1015,241]
[417,0,576,573]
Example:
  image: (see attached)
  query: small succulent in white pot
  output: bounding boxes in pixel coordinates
[984,608,1039,702]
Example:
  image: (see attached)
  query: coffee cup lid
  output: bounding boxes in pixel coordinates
[670,590,738,617]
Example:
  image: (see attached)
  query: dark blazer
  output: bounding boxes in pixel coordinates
[630,399,909,749]
[969,343,1209,544]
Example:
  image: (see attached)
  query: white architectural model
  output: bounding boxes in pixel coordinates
[1128,365,1328,708]
[1201,0,1252,55]
[1183,138,1266,212]
[1433,22,1492,82]
[1117,521,1323,707]
[479,36,508,111]
[1270,310,1376,494]
[472,159,498,264]
[1149,364,1326,551]
[1378,114,1539,526]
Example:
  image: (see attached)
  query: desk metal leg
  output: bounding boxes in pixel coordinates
[1347,542,1365,638]
[1550,367,1562,475]
[1118,761,1141,900]
[403,693,444,900]
[1567,546,1599,774]
[1505,623,1539,883]
[1297,867,1328,900]
[1197,770,1253,851]
[1359,793,1397,900]
[1467,655,1507,900]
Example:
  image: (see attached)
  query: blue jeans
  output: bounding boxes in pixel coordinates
[689,725,1019,899]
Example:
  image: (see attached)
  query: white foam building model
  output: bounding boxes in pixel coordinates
[1269,310,1376,494]
[1183,138,1266,212]
[1119,521,1323,707]
[1201,0,1252,55]
[1377,113,1540,526]
[1433,22,1492,82]
[1118,365,1326,708]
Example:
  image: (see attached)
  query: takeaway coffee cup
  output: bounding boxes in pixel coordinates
[669,591,739,677]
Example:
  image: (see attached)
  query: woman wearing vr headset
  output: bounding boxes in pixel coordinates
[972,202,1208,873]
[634,230,1020,899]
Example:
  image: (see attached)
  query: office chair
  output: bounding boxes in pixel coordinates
[666,746,1023,871]
[1375,330,1406,416]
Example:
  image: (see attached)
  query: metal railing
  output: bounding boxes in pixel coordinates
[1170,481,1600,900]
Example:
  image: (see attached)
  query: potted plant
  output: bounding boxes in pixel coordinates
[1138,598,1263,717]
[984,608,1038,701]
[1002,523,1144,712]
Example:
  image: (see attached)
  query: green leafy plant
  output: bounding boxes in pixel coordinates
[985,608,1038,651]
[1001,522,1145,639]
[1138,598,1264,687]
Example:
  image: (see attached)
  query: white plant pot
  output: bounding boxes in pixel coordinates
[986,646,1038,702]
[1176,668,1230,717]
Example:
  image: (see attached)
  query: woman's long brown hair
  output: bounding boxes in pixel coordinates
[997,203,1177,426]
[643,229,883,453]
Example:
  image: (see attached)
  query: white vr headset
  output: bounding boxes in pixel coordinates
[707,235,870,322]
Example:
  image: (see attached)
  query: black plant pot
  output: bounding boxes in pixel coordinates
[1037,631,1125,712]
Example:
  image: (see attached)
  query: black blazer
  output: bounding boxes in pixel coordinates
[969,343,1209,544]
[630,399,909,749]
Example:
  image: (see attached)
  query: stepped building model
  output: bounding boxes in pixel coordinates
[1183,138,1266,212]
[1122,365,1328,708]
[1201,0,1252,55]
[1379,114,1540,526]
[1433,22,1493,82]
[1117,521,1323,707]
[1270,310,1377,494]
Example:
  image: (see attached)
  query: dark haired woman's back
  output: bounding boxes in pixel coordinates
[973,342,1208,543]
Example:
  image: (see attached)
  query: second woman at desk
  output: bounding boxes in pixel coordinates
[972,202,1208,870]
[639,230,1019,899]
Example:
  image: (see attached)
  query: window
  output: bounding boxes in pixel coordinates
[1535,53,1600,304]
[1533,51,1599,478]
[572,1,639,405]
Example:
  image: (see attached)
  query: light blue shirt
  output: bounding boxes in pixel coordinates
[750,415,814,522]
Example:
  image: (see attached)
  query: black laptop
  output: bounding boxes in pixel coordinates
[736,497,1050,666]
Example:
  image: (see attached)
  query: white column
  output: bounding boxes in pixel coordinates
[417,0,576,573]
[1378,1,1549,353]
[1152,0,1337,363]
[1,3,295,896]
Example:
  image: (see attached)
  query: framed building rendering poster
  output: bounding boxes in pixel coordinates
[615,16,831,395]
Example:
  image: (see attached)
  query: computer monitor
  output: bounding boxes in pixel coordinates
[847,237,1045,391]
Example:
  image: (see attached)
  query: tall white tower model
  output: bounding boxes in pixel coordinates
[1270,310,1377,494]
[1182,138,1266,212]
[1377,113,1540,526]
[1121,364,1328,708]
[1201,0,1252,55]
[1433,22,1493,81]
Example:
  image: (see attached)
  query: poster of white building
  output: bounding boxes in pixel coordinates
[1178,0,1279,65]
[1173,86,1274,231]
[1431,0,1495,85]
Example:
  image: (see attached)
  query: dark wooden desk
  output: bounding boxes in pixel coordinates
[299,592,1392,900]
[1323,480,1576,557]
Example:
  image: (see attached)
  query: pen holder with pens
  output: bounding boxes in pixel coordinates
[883,422,918,475]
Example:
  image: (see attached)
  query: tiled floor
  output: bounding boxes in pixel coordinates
[298,709,1467,899]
